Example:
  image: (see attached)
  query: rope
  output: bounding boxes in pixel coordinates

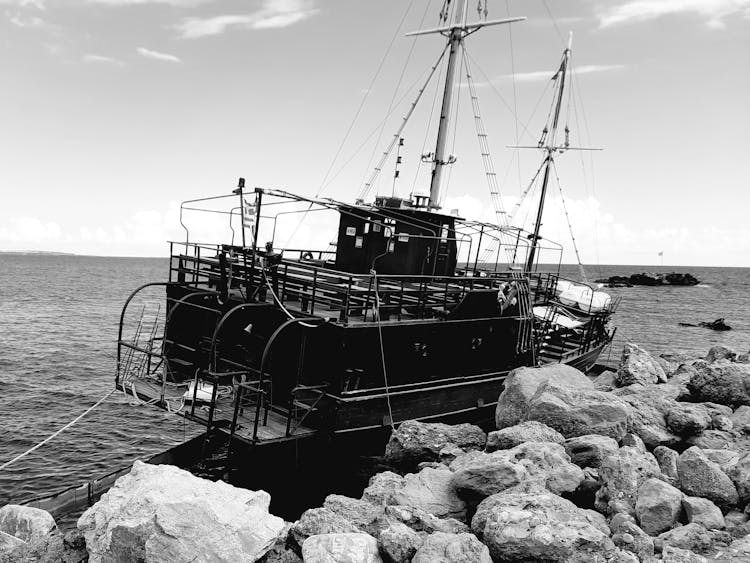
[372,273,395,429]
[0,388,117,472]
[550,159,587,282]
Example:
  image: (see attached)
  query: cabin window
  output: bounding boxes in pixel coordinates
[398,233,409,243]
[346,226,356,236]
[373,221,382,233]
[364,223,370,234]
[388,241,395,253]
[355,236,363,248]
[384,227,393,238]
[440,225,449,241]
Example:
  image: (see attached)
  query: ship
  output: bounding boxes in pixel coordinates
[115,1,619,481]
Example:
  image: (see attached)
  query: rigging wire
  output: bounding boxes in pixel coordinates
[372,274,395,429]
[551,158,588,282]
[541,0,566,46]
[315,0,417,199]
[360,0,434,198]
[505,0,523,195]
[411,49,446,196]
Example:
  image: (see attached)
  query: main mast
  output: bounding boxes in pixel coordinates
[525,35,572,273]
[405,3,525,210]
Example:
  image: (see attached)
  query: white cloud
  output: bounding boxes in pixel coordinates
[502,64,625,83]
[173,0,318,38]
[136,46,181,63]
[8,13,52,27]
[598,0,750,29]
[82,53,122,64]
[0,0,45,9]
[88,0,211,5]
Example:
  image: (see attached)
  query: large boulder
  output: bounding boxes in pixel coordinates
[677,447,739,510]
[654,446,680,486]
[522,380,632,440]
[77,461,285,563]
[0,504,65,563]
[290,508,360,550]
[362,472,406,506]
[301,533,382,563]
[385,421,486,470]
[565,435,619,469]
[617,343,667,386]
[657,523,732,555]
[410,532,491,563]
[688,361,750,408]
[377,522,422,563]
[485,421,564,451]
[706,345,737,363]
[666,403,712,436]
[322,495,384,533]
[726,452,750,505]
[495,364,593,429]
[472,490,616,562]
[392,467,466,521]
[612,384,681,448]
[711,535,750,562]
[682,497,725,530]
[450,442,583,501]
[595,447,661,516]
[731,405,750,432]
[378,505,469,536]
[661,545,708,562]
[635,478,683,535]
[0,505,56,544]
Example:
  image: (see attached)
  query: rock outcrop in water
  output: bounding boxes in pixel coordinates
[5,342,750,562]
[596,272,700,287]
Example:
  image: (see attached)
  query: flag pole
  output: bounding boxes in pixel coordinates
[235,177,247,249]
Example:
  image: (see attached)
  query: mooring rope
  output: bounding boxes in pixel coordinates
[372,273,396,430]
[0,388,117,472]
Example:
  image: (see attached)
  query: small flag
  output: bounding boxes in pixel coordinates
[658,251,663,257]
[243,197,256,229]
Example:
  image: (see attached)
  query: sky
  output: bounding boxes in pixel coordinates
[1,0,748,266]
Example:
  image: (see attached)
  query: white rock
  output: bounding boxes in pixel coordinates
[78,460,285,563]
[302,533,382,563]
[0,505,56,543]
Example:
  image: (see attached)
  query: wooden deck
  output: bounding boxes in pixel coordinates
[119,378,317,445]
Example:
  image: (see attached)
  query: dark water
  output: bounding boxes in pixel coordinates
[0,255,747,508]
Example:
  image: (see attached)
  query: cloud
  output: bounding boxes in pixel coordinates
[7,12,54,28]
[87,0,212,5]
[82,53,122,64]
[0,0,45,9]
[598,0,750,29]
[136,46,181,63]
[501,64,625,83]
[173,0,317,38]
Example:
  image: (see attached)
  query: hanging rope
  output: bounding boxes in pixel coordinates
[0,389,117,472]
[372,273,395,429]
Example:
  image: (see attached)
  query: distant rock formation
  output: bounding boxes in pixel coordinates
[595,272,700,287]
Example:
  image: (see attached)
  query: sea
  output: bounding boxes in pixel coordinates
[0,255,748,511]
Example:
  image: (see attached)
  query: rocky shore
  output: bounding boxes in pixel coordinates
[3,342,750,562]
[595,273,700,287]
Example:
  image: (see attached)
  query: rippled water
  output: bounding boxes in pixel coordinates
[0,255,747,506]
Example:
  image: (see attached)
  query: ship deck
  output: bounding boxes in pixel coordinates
[118,378,317,445]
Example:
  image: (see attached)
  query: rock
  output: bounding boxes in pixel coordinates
[377,523,422,563]
[657,523,731,554]
[301,533,382,563]
[654,446,680,485]
[661,545,708,562]
[724,510,748,532]
[712,414,733,432]
[523,380,632,440]
[666,404,712,435]
[379,505,469,536]
[617,343,667,386]
[258,527,303,563]
[683,497,725,530]
[661,353,698,376]
[685,429,738,450]
[393,467,466,521]
[688,361,750,408]
[0,505,56,544]
[362,472,406,506]
[495,364,594,429]
[613,384,681,448]
[410,532,491,563]
[472,490,615,562]
[450,442,583,501]
[565,435,619,469]
[609,513,654,561]
[322,495,383,533]
[593,370,618,392]
[739,353,750,364]
[706,345,737,363]
[702,449,741,473]
[485,421,564,451]
[77,461,285,563]
[595,447,661,516]
[730,405,750,433]
[620,433,647,453]
[0,531,27,554]
[677,447,740,510]
[712,535,750,561]
[385,421,486,471]
[635,478,684,535]
[727,452,750,505]
[291,508,360,550]
[438,445,464,465]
